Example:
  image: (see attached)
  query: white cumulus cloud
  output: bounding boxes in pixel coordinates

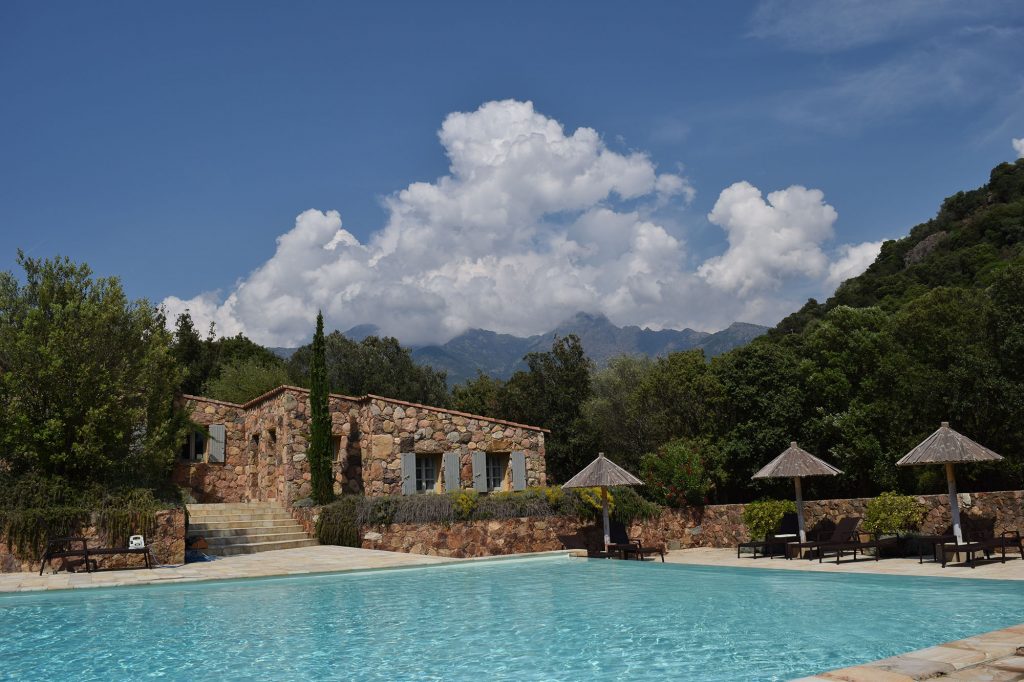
[698,182,838,296]
[162,100,877,347]
[1014,137,1024,157]
[827,240,885,287]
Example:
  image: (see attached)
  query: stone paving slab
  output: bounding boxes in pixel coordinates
[0,545,457,593]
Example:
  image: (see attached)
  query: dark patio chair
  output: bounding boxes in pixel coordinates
[737,512,799,559]
[608,520,665,562]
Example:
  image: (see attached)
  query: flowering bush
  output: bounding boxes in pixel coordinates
[640,439,715,507]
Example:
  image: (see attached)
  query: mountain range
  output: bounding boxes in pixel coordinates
[276,313,768,386]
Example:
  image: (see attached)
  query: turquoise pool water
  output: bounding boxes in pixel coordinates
[2,556,1023,681]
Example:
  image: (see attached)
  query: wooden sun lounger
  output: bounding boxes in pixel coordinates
[785,516,862,560]
[737,512,799,559]
[609,521,666,562]
[941,531,1023,568]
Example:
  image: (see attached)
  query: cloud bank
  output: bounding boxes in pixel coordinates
[163,100,879,346]
[1014,137,1024,158]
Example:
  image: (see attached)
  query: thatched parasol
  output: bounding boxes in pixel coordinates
[562,452,643,549]
[897,422,1003,544]
[752,442,843,543]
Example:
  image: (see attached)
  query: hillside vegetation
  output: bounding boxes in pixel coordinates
[453,160,1024,497]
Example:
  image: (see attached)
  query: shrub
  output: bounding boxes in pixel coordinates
[313,486,664,546]
[640,439,715,507]
[742,499,797,540]
[863,491,927,535]
[315,496,360,547]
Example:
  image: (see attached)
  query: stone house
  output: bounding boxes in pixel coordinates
[173,386,547,505]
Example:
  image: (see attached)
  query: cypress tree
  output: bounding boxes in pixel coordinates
[308,311,334,504]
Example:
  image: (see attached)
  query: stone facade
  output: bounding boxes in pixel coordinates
[174,386,547,507]
[1,508,186,573]
[334,490,1024,559]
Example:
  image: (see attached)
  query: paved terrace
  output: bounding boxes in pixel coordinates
[0,545,455,594]
[3,545,1023,680]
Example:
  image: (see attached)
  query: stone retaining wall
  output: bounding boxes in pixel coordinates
[307,490,1024,559]
[0,508,186,573]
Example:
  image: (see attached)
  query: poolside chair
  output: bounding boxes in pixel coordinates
[786,516,861,560]
[811,517,897,564]
[608,521,665,562]
[558,530,614,559]
[737,512,799,559]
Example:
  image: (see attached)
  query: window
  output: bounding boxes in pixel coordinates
[179,430,207,462]
[415,454,439,493]
[332,435,344,462]
[267,428,277,461]
[486,453,509,492]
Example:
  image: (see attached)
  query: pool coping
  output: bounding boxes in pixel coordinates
[0,548,582,596]
[794,622,1024,681]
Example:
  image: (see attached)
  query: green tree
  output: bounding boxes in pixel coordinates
[500,335,597,483]
[307,312,334,505]
[451,371,506,417]
[287,332,448,406]
[202,357,290,404]
[0,253,188,489]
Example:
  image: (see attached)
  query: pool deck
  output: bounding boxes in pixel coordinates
[0,545,456,594]
[3,545,1024,680]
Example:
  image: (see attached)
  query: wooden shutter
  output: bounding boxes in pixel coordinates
[400,452,416,495]
[208,424,226,463]
[443,452,461,492]
[511,451,526,491]
[471,451,487,492]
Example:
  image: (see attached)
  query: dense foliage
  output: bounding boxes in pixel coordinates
[307,312,334,505]
[640,439,718,506]
[286,331,449,406]
[0,253,188,489]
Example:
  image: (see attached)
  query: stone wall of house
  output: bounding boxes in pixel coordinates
[346,490,1024,559]
[361,396,546,496]
[1,508,186,573]
[174,389,547,506]
[172,398,247,503]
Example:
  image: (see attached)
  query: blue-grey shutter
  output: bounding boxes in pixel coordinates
[401,452,416,495]
[471,451,487,492]
[443,452,461,492]
[208,424,226,463]
[511,451,526,491]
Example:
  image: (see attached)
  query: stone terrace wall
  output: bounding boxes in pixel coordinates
[329,490,1024,559]
[1,508,186,573]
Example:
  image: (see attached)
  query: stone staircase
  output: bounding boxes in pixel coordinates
[186,502,317,557]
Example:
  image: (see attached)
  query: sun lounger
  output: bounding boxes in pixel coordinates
[785,516,861,560]
[941,530,1023,568]
[737,512,799,559]
[609,521,665,562]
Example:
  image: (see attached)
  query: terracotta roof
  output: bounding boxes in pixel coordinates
[752,442,843,479]
[182,385,549,434]
[561,453,643,488]
[897,422,1003,466]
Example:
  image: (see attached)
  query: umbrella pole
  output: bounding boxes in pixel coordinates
[946,463,963,544]
[601,486,611,549]
[794,476,806,543]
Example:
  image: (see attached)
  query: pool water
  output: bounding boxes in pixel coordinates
[2,556,1023,681]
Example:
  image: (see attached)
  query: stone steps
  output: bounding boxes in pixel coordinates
[186,502,316,557]
[213,538,319,556]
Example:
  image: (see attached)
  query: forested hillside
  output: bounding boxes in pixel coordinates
[453,160,1024,498]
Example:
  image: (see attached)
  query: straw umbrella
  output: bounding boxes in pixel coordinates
[896,422,1003,544]
[752,442,843,543]
[562,452,643,549]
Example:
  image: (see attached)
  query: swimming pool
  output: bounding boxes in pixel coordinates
[2,556,1023,681]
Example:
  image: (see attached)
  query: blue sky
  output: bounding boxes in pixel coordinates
[2,1,1023,345]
